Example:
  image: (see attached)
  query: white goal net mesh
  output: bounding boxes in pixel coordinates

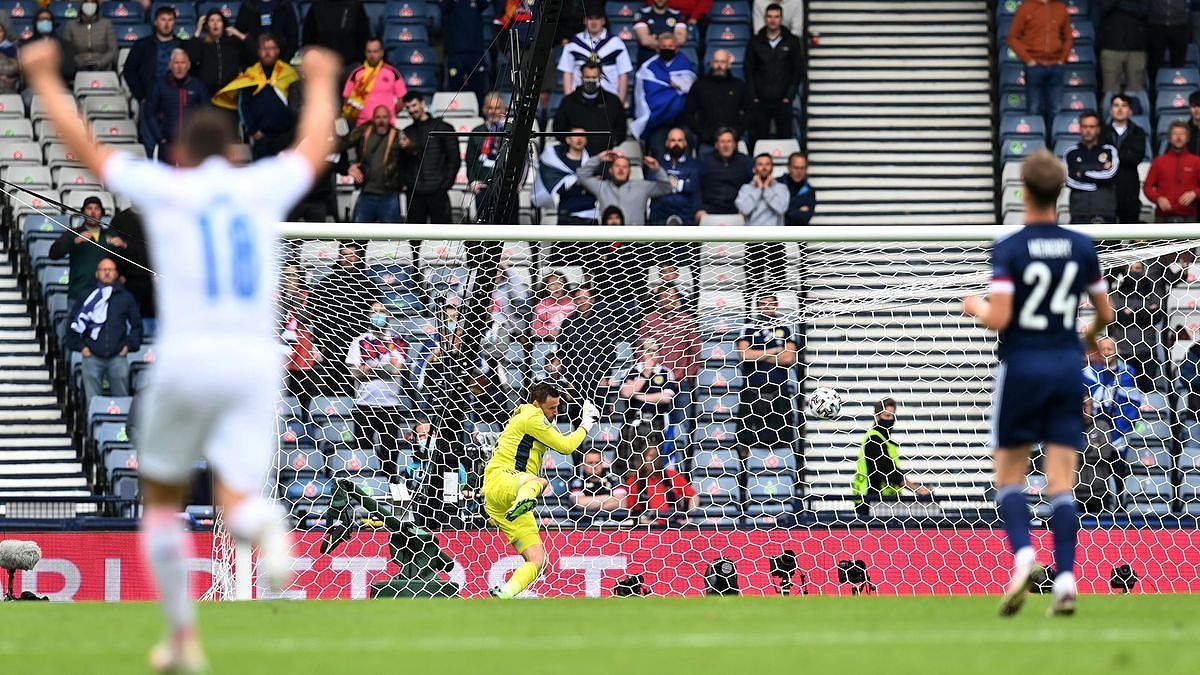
[214,226,1200,599]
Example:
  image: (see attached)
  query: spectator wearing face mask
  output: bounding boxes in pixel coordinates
[22,10,76,86]
[630,33,696,158]
[851,397,933,519]
[0,23,17,93]
[553,59,627,156]
[62,1,117,71]
[346,302,412,483]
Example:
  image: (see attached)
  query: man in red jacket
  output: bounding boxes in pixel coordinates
[1143,120,1200,222]
[1006,0,1074,129]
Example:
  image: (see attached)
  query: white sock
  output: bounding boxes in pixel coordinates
[1053,570,1077,597]
[1014,546,1036,571]
[227,497,279,544]
[140,508,195,635]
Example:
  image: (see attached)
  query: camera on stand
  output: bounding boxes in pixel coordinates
[836,559,877,595]
[769,549,807,596]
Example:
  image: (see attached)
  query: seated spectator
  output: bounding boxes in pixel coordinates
[745,3,804,143]
[634,0,688,65]
[188,10,249,96]
[49,197,128,305]
[558,10,633,105]
[1006,0,1073,129]
[1083,336,1142,508]
[235,0,299,62]
[553,60,627,156]
[343,105,407,224]
[736,293,797,459]
[585,207,651,340]
[1102,94,1147,225]
[346,301,411,483]
[685,49,751,155]
[532,271,577,340]
[631,33,696,157]
[123,7,183,157]
[341,38,407,128]
[65,258,143,405]
[1077,395,1120,515]
[697,127,753,219]
[302,0,372,66]
[851,397,932,519]
[279,263,317,410]
[467,93,512,221]
[569,448,628,517]
[143,49,210,162]
[214,34,299,160]
[0,24,17,93]
[782,151,816,225]
[649,128,702,268]
[737,153,790,297]
[1179,337,1200,418]
[1098,1,1147,95]
[1143,120,1200,222]
[576,150,672,225]
[533,129,597,225]
[23,10,76,86]
[62,1,117,71]
[622,431,698,524]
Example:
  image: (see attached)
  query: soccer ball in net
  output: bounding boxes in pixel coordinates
[806,387,843,420]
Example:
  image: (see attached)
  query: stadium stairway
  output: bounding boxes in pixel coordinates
[805,0,995,225]
[0,247,85,510]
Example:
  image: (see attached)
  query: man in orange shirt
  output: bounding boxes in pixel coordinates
[1006,0,1074,129]
[1143,120,1200,222]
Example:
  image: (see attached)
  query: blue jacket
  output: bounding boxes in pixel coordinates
[1083,360,1142,449]
[65,283,143,358]
[782,176,816,226]
[1179,344,1200,394]
[649,153,702,224]
[144,74,210,144]
[121,34,183,102]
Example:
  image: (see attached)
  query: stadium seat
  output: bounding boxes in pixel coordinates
[0,0,38,20]
[1064,45,1094,67]
[152,1,198,25]
[745,472,795,515]
[362,1,385,34]
[698,213,746,226]
[309,396,355,424]
[101,0,146,23]
[381,21,429,48]
[1059,90,1097,113]
[999,91,1028,117]
[383,0,427,24]
[3,165,53,192]
[61,189,115,215]
[430,91,480,118]
[47,1,82,21]
[1060,67,1096,90]
[30,93,79,123]
[1102,90,1150,117]
[1156,86,1193,116]
[0,93,26,117]
[1069,20,1094,46]
[74,71,123,97]
[693,475,739,505]
[705,22,751,47]
[1000,114,1047,138]
[447,115,483,134]
[400,65,439,95]
[1051,137,1076,157]
[709,0,750,23]
[117,24,154,46]
[1156,67,1200,89]
[90,119,139,143]
[1064,0,1090,16]
[81,95,130,119]
[195,1,241,20]
[0,140,44,164]
[10,19,33,42]
[87,395,133,435]
[367,263,425,315]
[752,138,801,162]
[696,392,739,421]
[999,134,1044,164]
[388,44,440,70]
[1049,113,1079,141]
[53,166,103,189]
[1156,114,1189,142]
[696,420,738,449]
[999,64,1025,93]
[605,0,640,20]
[697,366,740,392]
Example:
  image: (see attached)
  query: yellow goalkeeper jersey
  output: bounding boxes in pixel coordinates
[485,404,587,478]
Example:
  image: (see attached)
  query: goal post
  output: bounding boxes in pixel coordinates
[210,223,1200,599]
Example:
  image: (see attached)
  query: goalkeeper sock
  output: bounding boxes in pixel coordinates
[1048,492,1078,576]
[502,561,541,597]
[995,485,1032,553]
[514,478,546,504]
[141,507,196,634]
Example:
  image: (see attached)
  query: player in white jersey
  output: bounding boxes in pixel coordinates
[21,40,340,672]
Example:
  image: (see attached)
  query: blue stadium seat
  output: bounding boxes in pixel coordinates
[696,420,738,449]
[38,265,69,296]
[316,419,354,451]
[10,19,33,42]
[195,1,240,20]
[1064,0,1090,17]
[0,0,38,20]
[1156,86,1193,116]
[1000,134,1045,163]
[399,65,439,94]
[381,21,429,48]
[117,24,154,46]
[1156,67,1200,89]
[28,238,58,268]
[309,396,355,425]
[328,448,382,475]
[999,64,1026,93]
[20,214,61,243]
[368,263,425,316]
[605,0,640,20]
[1065,44,1094,67]
[745,448,796,473]
[1050,112,1080,140]
[1059,90,1097,113]
[49,1,81,20]
[708,0,750,23]
[697,365,740,392]
[705,22,751,46]
[1156,113,1189,142]
[1060,67,1096,90]
[1188,43,1200,68]
[996,0,1020,17]
[696,391,738,421]
[1000,114,1047,138]
[694,475,738,505]
[362,1,385,34]
[1000,91,1028,116]
[745,471,795,510]
[388,43,439,69]
[611,19,636,47]
[88,395,133,435]
[283,476,333,501]
[101,0,147,23]
[1070,20,1094,46]
[383,0,426,25]
[701,339,738,365]
[1051,137,1076,157]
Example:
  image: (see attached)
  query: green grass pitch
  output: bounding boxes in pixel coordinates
[1,595,1195,674]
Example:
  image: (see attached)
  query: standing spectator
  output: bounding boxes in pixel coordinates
[532,271,577,340]
[1077,395,1120,514]
[1189,90,1200,155]
[558,9,634,104]
[585,206,650,340]
[697,127,753,219]
[1111,260,1181,392]
[1065,111,1120,224]
[441,0,489,106]
[49,197,128,305]
[753,0,804,35]
[737,153,790,297]
[552,60,627,155]
[620,339,681,458]
[0,24,18,94]
[344,105,407,224]
[287,66,340,223]
[23,10,77,90]
[1083,336,1143,508]
[466,93,510,219]
[622,431,698,524]
[633,0,688,65]
[341,38,406,127]
[1098,0,1148,95]
[1006,0,1073,129]
[214,34,299,159]
[187,10,248,96]
[1178,336,1200,417]
[631,33,696,157]
[781,150,815,226]
[576,150,673,225]
[532,129,597,224]
[65,258,143,405]
[558,286,619,406]
[309,243,379,395]
[736,293,798,460]
[62,0,117,71]
[638,284,701,456]
[569,448,628,519]
[302,0,371,67]
[107,208,155,326]
[851,397,933,518]
[234,0,299,61]
[1102,94,1148,224]
[279,263,318,410]
[400,91,460,226]
[744,3,803,144]
[684,49,752,155]
[649,127,702,226]
[668,0,712,26]
[346,301,411,483]
[1143,120,1200,221]
[1146,0,1190,76]
[143,49,210,162]
[123,7,182,156]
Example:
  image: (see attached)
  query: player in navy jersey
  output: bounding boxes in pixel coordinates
[963,149,1114,618]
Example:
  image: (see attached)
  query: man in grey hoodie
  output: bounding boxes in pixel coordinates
[575,150,673,225]
[736,153,791,297]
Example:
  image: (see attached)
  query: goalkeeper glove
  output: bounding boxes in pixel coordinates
[580,401,600,432]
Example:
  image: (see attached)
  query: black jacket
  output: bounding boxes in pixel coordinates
[744,26,804,102]
[684,72,751,145]
[1099,1,1148,51]
[65,283,143,358]
[781,176,816,226]
[553,90,627,156]
[108,208,156,319]
[402,116,460,195]
[699,150,753,214]
[186,35,249,95]
[301,0,372,66]
[235,0,300,61]
[1102,121,1147,212]
[122,34,182,102]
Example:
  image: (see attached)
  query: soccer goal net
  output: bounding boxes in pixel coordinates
[211,223,1200,599]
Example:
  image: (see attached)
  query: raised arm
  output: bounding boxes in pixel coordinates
[20,40,114,178]
[289,47,342,176]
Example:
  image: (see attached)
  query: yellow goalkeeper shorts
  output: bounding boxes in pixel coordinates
[482,469,542,554]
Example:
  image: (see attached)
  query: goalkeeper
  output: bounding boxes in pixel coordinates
[485,381,600,598]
